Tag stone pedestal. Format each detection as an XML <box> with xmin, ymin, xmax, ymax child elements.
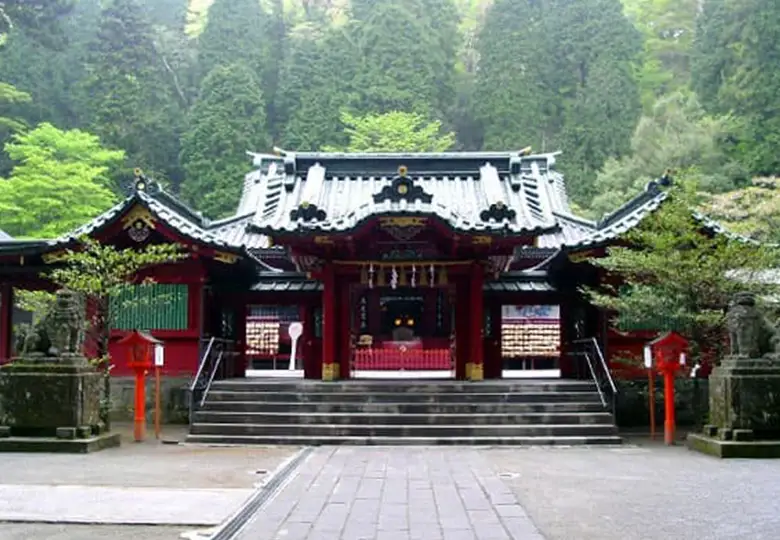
<box><xmin>709</xmin><ymin>355</ymin><xmax>780</xmax><ymax>438</ymax></box>
<box><xmin>688</xmin><ymin>355</ymin><xmax>780</xmax><ymax>458</ymax></box>
<box><xmin>0</xmin><ymin>360</ymin><xmax>120</xmax><ymax>451</ymax></box>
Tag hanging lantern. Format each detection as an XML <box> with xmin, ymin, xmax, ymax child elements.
<box><xmin>438</xmin><ymin>266</ymin><xmax>448</xmax><ymax>286</ymax></box>
<box><xmin>410</xmin><ymin>265</ymin><xmax>417</xmax><ymax>287</ymax></box>
<box><xmin>429</xmin><ymin>264</ymin><xmax>436</xmax><ymax>287</ymax></box>
<box><xmin>390</xmin><ymin>265</ymin><xmax>399</xmax><ymax>290</ymax></box>
<box><xmin>368</xmin><ymin>263</ymin><xmax>375</xmax><ymax>289</ymax></box>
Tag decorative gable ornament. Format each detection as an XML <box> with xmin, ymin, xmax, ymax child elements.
<box><xmin>480</xmin><ymin>200</ymin><xmax>516</xmax><ymax>222</ymax></box>
<box><xmin>290</xmin><ymin>200</ymin><xmax>327</xmax><ymax>222</ymax></box>
<box><xmin>373</xmin><ymin>165</ymin><xmax>433</xmax><ymax>204</ymax></box>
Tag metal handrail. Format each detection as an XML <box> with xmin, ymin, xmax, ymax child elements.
<box><xmin>190</xmin><ymin>336</ymin><xmax>216</xmax><ymax>394</ymax></box>
<box><xmin>587</xmin><ymin>337</ymin><xmax>617</xmax><ymax>395</ymax></box>
<box><xmin>581</xmin><ymin>351</ymin><xmax>606</xmax><ymax>407</ymax></box>
<box><xmin>200</xmin><ymin>349</ymin><xmax>224</xmax><ymax>408</ymax></box>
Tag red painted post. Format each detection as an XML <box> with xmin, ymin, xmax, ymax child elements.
<box><xmin>134</xmin><ymin>368</ymin><xmax>146</xmax><ymax>442</ymax></box>
<box><xmin>322</xmin><ymin>263</ymin><xmax>336</xmax><ymax>381</ymax></box>
<box><xmin>664</xmin><ymin>369</ymin><xmax>675</xmax><ymax>445</ymax></box>
<box><xmin>469</xmin><ymin>263</ymin><xmax>485</xmax><ymax>381</ymax></box>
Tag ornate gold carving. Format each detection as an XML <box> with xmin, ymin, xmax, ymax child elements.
<box><xmin>470</xmin><ymin>363</ymin><xmax>484</xmax><ymax>381</ymax></box>
<box><xmin>322</xmin><ymin>362</ymin><xmax>339</xmax><ymax>381</ymax></box>
<box><xmin>472</xmin><ymin>236</ymin><xmax>492</xmax><ymax>245</ymax></box>
<box><xmin>398</xmin><ymin>165</ymin><xmax>408</xmax><ymax>177</ymax></box>
<box><xmin>214</xmin><ymin>251</ymin><xmax>239</xmax><ymax>264</ymax></box>
<box><xmin>314</xmin><ymin>236</ymin><xmax>334</xmax><ymax>245</ymax></box>
<box><xmin>42</xmin><ymin>250</ymin><xmax>68</xmax><ymax>264</ymax></box>
<box><xmin>379</xmin><ymin>217</ymin><xmax>427</xmax><ymax>228</ymax></box>
<box><xmin>121</xmin><ymin>205</ymin><xmax>157</xmax><ymax>230</ymax></box>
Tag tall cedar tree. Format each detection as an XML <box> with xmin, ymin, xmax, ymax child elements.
<box><xmin>276</xmin><ymin>22</ymin><xmax>354</xmax><ymax>151</ymax></box>
<box><xmin>180</xmin><ymin>62</ymin><xmax>271</xmax><ymax>218</ymax></box>
<box><xmin>692</xmin><ymin>0</ymin><xmax>780</xmax><ymax>177</ymax></box>
<box><xmin>347</xmin><ymin>0</ymin><xmax>459</xmax><ymax>120</ymax></box>
<box><xmin>82</xmin><ymin>0</ymin><xmax>184</xmax><ymax>187</ymax></box>
<box><xmin>476</xmin><ymin>0</ymin><xmax>642</xmax><ymax>204</ymax></box>
<box><xmin>197</xmin><ymin>0</ymin><xmax>279</xmax><ymax>132</ymax></box>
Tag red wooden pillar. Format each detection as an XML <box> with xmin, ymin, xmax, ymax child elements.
<box><xmin>0</xmin><ymin>284</ymin><xmax>12</xmax><ymax>364</ymax></box>
<box><xmin>321</xmin><ymin>263</ymin><xmax>337</xmax><ymax>381</ymax></box>
<box><xmin>454</xmin><ymin>280</ymin><xmax>470</xmax><ymax>380</ymax></box>
<box><xmin>468</xmin><ymin>263</ymin><xmax>485</xmax><ymax>381</ymax></box>
<box><xmin>338</xmin><ymin>281</ymin><xmax>352</xmax><ymax>380</ymax></box>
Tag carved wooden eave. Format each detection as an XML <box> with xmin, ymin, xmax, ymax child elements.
<box><xmin>372</xmin><ymin>166</ymin><xmax>433</xmax><ymax>204</ymax></box>
<box><xmin>214</xmin><ymin>251</ymin><xmax>240</xmax><ymax>264</ymax></box>
<box><xmin>121</xmin><ymin>205</ymin><xmax>157</xmax><ymax>230</ymax></box>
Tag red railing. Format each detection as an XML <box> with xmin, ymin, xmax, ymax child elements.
<box><xmin>353</xmin><ymin>348</ymin><xmax>452</xmax><ymax>370</ymax></box>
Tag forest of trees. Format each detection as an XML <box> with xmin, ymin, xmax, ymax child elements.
<box><xmin>1</xmin><ymin>0</ymin><xmax>779</xmax><ymax>239</ymax></box>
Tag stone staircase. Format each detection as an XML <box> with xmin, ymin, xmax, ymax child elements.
<box><xmin>186</xmin><ymin>379</ymin><xmax>622</xmax><ymax>446</ymax></box>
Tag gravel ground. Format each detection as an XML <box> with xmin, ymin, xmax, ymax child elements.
<box><xmin>483</xmin><ymin>438</ymin><xmax>780</xmax><ymax>540</ymax></box>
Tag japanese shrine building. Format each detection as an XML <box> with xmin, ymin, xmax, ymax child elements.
<box><xmin>0</xmin><ymin>150</ymin><xmax>670</xmax><ymax>381</ymax></box>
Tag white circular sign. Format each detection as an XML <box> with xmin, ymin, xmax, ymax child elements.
<box><xmin>288</xmin><ymin>322</ymin><xmax>303</xmax><ymax>340</ymax></box>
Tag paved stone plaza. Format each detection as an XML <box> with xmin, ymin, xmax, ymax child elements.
<box><xmin>2</xmin><ymin>438</ymin><xmax>780</xmax><ymax>539</ymax></box>
<box><xmin>235</xmin><ymin>447</ymin><xmax>543</xmax><ymax>540</ymax></box>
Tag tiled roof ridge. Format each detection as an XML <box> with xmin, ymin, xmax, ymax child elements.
<box><xmin>597</xmin><ymin>181</ymin><xmax>667</xmax><ymax>229</ymax></box>
<box><xmin>552</xmin><ymin>211</ymin><xmax>598</xmax><ymax>229</ymax></box>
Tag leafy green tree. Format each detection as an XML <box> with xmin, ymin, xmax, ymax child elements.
<box><xmin>703</xmin><ymin>178</ymin><xmax>780</xmax><ymax>244</ymax></box>
<box><xmin>276</xmin><ymin>22</ymin><xmax>354</xmax><ymax>150</ymax></box>
<box><xmin>347</xmin><ymin>0</ymin><xmax>459</xmax><ymax>120</ymax></box>
<box><xmin>0</xmin><ymin>123</ymin><xmax>123</xmax><ymax>238</ymax></box>
<box><xmin>82</xmin><ymin>0</ymin><xmax>184</xmax><ymax>187</ymax></box>
<box><xmin>0</xmin><ymin>0</ymin><xmax>73</xmax><ymax>47</ymax></box>
<box><xmin>0</xmin><ymin>81</ymin><xmax>30</xmax><ymax>139</ymax></box>
<box><xmin>180</xmin><ymin>63</ymin><xmax>271</xmax><ymax>218</ymax></box>
<box><xmin>476</xmin><ymin>0</ymin><xmax>642</xmax><ymax>203</ymax></box>
<box><xmin>588</xmin><ymin>91</ymin><xmax>747</xmax><ymax>218</ymax></box>
<box><xmin>48</xmin><ymin>237</ymin><xmax>186</xmax><ymax>428</ymax></box>
<box><xmin>621</xmin><ymin>0</ymin><xmax>700</xmax><ymax>109</ymax></box>
<box><xmin>584</xmin><ymin>179</ymin><xmax>778</xmax><ymax>358</ymax></box>
<box><xmin>692</xmin><ymin>0</ymin><xmax>780</xmax><ymax>177</ymax></box>
<box><xmin>326</xmin><ymin>111</ymin><xmax>455</xmax><ymax>153</ymax></box>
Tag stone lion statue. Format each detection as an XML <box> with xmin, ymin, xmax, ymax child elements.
<box><xmin>21</xmin><ymin>289</ymin><xmax>85</xmax><ymax>359</ymax></box>
<box><xmin>726</xmin><ymin>292</ymin><xmax>779</xmax><ymax>358</ymax></box>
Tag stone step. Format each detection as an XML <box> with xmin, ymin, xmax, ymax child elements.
<box><xmin>192</xmin><ymin>411</ymin><xmax>614</xmax><ymax>425</ymax></box>
<box><xmin>205</xmin><ymin>391</ymin><xmax>603</xmax><ymax>404</ymax></box>
<box><xmin>189</xmin><ymin>422</ymin><xmax>618</xmax><ymax>438</ymax></box>
<box><xmin>199</xmin><ymin>401</ymin><xmax>607</xmax><ymax>415</ymax></box>
<box><xmin>210</xmin><ymin>380</ymin><xmax>596</xmax><ymax>394</ymax></box>
<box><xmin>185</xmin><ymin>434</ymin><xmax>624</xmax><ymax>446</ymax></box>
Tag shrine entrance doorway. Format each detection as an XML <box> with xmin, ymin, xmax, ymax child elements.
<box><xmin>350</xmin><ymin>285</ymin><xmax>455</xmax><ymax>379</ymax></box>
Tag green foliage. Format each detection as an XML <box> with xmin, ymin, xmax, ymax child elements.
<box><xmin>692</xmin><ymin>0</ymin><xmax>780</xmax><ymax>177</ymax></box>
<box><xmin>48</xmin><ymin>237</ymin><xmax>187</xmax><ymax>355</ymax></box>
<box><xmin>621</xmin><ymin>0</ymin><xmax>700</xmax><ymax>109</ymax></box>
<box><xmin>584</xmin><ymin>179</ymin><xmax>779</xmax><ymax>355</ymax></box>
<box><xmin>589</xmin><ymin>91</ymin><xmax>748</xmax><ymax>218</ymax></box>
<box><xmin>326</xmin><ymin>111</ymin><xmax>456</xmax><ymax>153</ymax></box>
<box><xmin>180</xmin><ymin>62</ymin><xmax>271</xmax><ymax>218</ymax></box>
<box><xmin>276</xmin><ymin>23</ymin><xmax>353</xmax><ymax>150</ymax></box>
<box><xmin>0</xmin><ymin>123</ymin><xmax>123</xmax><ymax>238</ymax></box>
<box><xmin>0</xmin><ymin>0</ymin><xmax>73</xmax><ymax>48</ymax></box>
<box><xmin>702</xmin><ymin>178</ymin><xmax>780</xmax><ymax>244</ymax></box>
<box><xmin>0</xmin><ymin>81</ymin><xmax>30</xmax><ymax>135</ymax></box>
<box><xmin>81</xmin><ymin>0</ymin><xmax>184</xmax><ymax>186</ymax></box>
<box><xmin>476</xmin><ymin>0</ymin><xmax>642</xmax><ymax>203</ymax></box>
<box><xmin>346</xmin><ymin>0</ymin><xmax>459</xmax><ymax>120</ymax></box>
<box><xmin>13</xmin><ymin>290</ymin><xmax>54</xmax><ymax>324</ymax></box>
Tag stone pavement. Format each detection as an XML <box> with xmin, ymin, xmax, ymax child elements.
<box><xmin>0</xmin><ymin>424</ymin><xmax>298</xmax><ymax>529</ymax></box>
<box><xmin>484</xmin><ymin>440</ymin><xmax>780</xmax><ymax>540</ymax></box>
<box><xmin>234</xmin><ymin>447</ymin><xmax>544</xmax><ymax>540</ymax></box>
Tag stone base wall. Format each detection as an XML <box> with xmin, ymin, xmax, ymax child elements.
<box><xmin>109</xmin><ymin>375</ymin><xmax>192</xmax><ymax>425</ymax></box>
<box><xmin>615</xmin><ymin>378</ymin><xmax>709</xmax><ymax>429</ymax></box>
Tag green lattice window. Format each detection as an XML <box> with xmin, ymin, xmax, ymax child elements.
<box><xmin>110</xmin><ymin>284</ymin><xmax>189</xmax><ymax>331</ymax></box>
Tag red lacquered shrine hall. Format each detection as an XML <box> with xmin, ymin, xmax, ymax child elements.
<box><xmin>0</xmin><ymin>150</ymin><xmax>672</xmax><ymax>381</ymax></box>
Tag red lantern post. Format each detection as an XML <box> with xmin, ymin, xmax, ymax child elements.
<box><xmin>117</xmin><ymin>331</ymin><xmax>162</xmax><ymax>442</ymax></box>
<box><xmin>648</xmin><ymin>331</ymin><xmax>689</xmax><ymax>446</ymax></box>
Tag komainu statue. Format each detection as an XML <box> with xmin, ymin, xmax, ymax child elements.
<box><xmin>21</xmin><ymin>289</ymin><xmax>85</xmax><ymax>359</ymax></box>
<box><xmin>725</xmin><ymin>292</ymin><xmax>779</xmax><ymax>358</ymax></box>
